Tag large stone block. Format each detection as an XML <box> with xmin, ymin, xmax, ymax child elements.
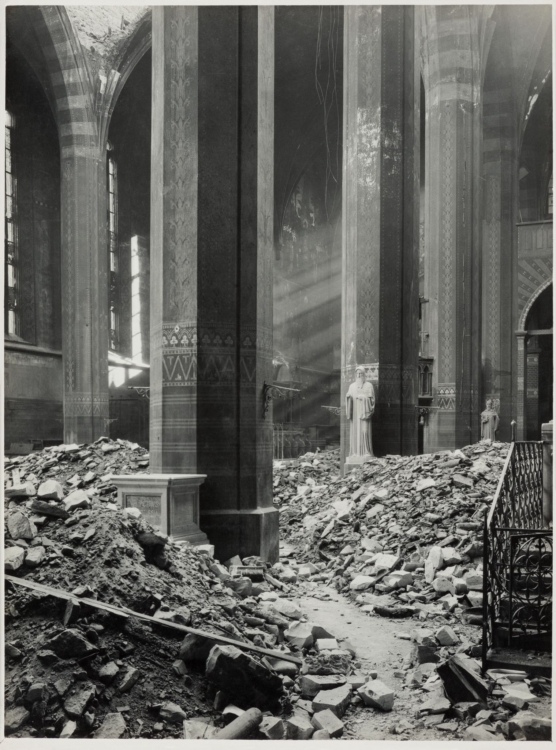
<box><xmin>357</xmin><ymin>679</ymin><xmax>395</xmax><ymax>711</ymax></box>
<box><xmin>312</xmin><ymin>683</ymin><xmax>352</xmax><ymax>718</ymax></box>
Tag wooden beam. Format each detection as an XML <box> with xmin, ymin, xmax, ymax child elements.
<box><xmin>5</xmin><ymin>575</ymin><xmax>302</xmax><ymax>665</ymax></box>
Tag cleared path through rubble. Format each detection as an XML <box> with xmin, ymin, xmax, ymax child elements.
<box><xmin>298</xmin><ymin>585</ymin><xmax>445</xmax><ymax>741</ymax></box>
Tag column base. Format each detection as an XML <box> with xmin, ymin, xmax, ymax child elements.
<box><xmin>200</xmin><ymin>507</ymin><xmax>279</xmax><ymax>564</ymax></box>
<box><xmin>344</xmin><ymin>454</ymin><xmax>374</xmax><ymax>472</ymax></box>
<box><xmin>112</xmin><ymin>474</ymin><xmax>208</xmax><ymax>545</ymax></box>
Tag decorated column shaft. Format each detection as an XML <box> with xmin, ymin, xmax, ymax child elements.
<box><xmin>341</xmin><ymin>5</ymin><xmax>420</xmax><ymax>465</ymax></box>
<box><xmin>150</xmin><ymin>7</ymin><xmax>277</xmax><ymax>561</ymax></box>
<box><xmin>421</xmin><ymin>6</ymin><xmax>484</xmax><ymax>451</ymax></box>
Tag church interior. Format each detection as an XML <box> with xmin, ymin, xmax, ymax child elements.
<box><xmin>3</xmin><ymin>5</ymin><xmax>554</xmax><ymax>741</ymax></box>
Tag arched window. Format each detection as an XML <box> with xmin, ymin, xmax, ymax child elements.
<box><xmin>107</xmin><ymin>142</ymin><xmax>119</xmax><ymax>351</ymax></box>
<box><xmin>5</xmin><ymin>110</ymin><xmax>19</xmax><ymax>336</ymax></box>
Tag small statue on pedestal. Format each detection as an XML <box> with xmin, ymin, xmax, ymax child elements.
<box><xmin>346</xmin><ymin>366</ymin><xmax>375</xmax><ymax>461</ymax></box>
<box><xmin>480</xmin><ymin>399</ymin><xmax>499</xmax><ymax>441</ymax></box>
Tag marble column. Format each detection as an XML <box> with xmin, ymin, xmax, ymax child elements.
<box><xmin>150</xmin><ymin>7</ymin><xmax>277</xmax><ymax>561</ymax></box>
<box><xmin>341</xmin><ymin>6</ymin><xmax>420</xmax><ymax>465</ymax></box>
<box><xmin>61</xmin><ymin>147</ymin><xmax>109</xmax><ymax>444</ymax></box>
<box><xmin>421</xmin><ymin>7</ymin><xmax>483</xmax><ymax>451</ymax></box>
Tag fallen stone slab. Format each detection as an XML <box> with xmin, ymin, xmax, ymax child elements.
<box><xmin>117</xmin><ymin>665</ymin><xmax>140</xmax><ymax>693</ymax></box>
<box><xmin>350</xmin><ymin>575</ymin><xmax>376</xmax><ymax>591</ymax></box>
<box><xmin>5</xmin><ymin>482</ymin><xmax>36</xmax><ymax>498</ymax></box>
<box><xmin>271</xmin><ymin>598</ymin><xmax>302</xmax><ymax>619</ymax></box>
<box><xmin>25</xmin><ymin>545</ymin><xmax>45</xmax><ymax>568</ymax></box>
<box><xmin>98</xmin><ymin>661</ymin><xmax>120</xmax><ymax>685</ymax></box>
<box><xmin>311</xmin><ymin>709</ymin><xmax>344</xmax><ymax>738</ymax></box>
<box><xmin>358</xmin><ymin>679</ymin><xmax>395</xmax><ymax>711</ymax></box>
<box><xmin>183</xmin><ymin>718</ymin><xmax>217</xmax><ymax>739</ymax></box>
<box><xmin>5</xmin><ymin>705</ymin><xmax>30</xmax><ymax>734</ymax></box>
<box><xmin>64</xmin><ymin>683</ymin><xmax>96</xmax><ymax>718</ymax></box>
<box><xmin>315</xmin><ymin>638</ymin><xmax>338</xmax><ymax>652</ymax></box>
<box><xmin>159</xmin><ymin>702</ymin><xmax>188</xmax><ymax>724</ymax></box>
<box><xmin>44</xmin><ymin>628</ymin><xmax>97</xmax><ymax>659</ymax></box>
<box><xmin>312</xmin><ymin>683</ymin><xmax>352</xmax><ymax>718</ymax></box>
<box><xmin>437</xmin><ymin>655</ymin><xmax>489</xmax><ymax>704</ymax></box>
<box><xmin>285</xmin><ymin>621</ymin><xmax>314</xmax><ymax>649</ymax></box>
<box><xmin>312</xmin><ymin>729</ymin><xmax>331</xmax><ymax>739</ymax></box>
<box><xmin>286</xmin><ymin>713</ymin><xmax>315</xmax><ymax>740</ymax></box>
<box><xmin>264</xmin><ymin>657</ymin><xmax>299</xmax><ymax>677</ymax></box>
<box><xmin>29</xmin><ymin>500</ymin><xmax>69</xmax><ymax>519</ymax></box>
<box><xmin>7</xmin><ymin>511</ymin><xmax>37</xmax><ymax>540</ymax></box>
<box><xmin>300</xmin><ymin>674</ymin><xmax>346</xmax><ymax>699</ymax></box>
<box><xmin>436</xmin><ymin>625</ymin><xmax>459</xmax><ymax>646</ymax></box>
<box><xmin>64</xmin><ymin>489</ymin><xmax>91</xmax><ymax>511</ymax></box>
<box><xmin>205</xmin><ymin>644</ymin><xmax>282</xmax><ymax>710</ymax></box>
<box><xmin>60</xmin><ymin>720</ymin><xmax>77</xmax><ymax>739</ymax></box>
<box><xmin>464</xmin><ymin>725</ymin><xmax>500</xmax><ymax>741</ymax></box>
<box><xmin>507</xmin><ymin>711</ymin><xmax>552</xmax><ymax>741</ymax></box>
<box><xmin>5</xmin><ymin>546</ymin><xmax>26</xmax><ymax>571</ymax></box>
<box><xmin>418</xmin><ymin>693</ymin><xmax>451</xmax><ymax>715</ymax></box>
<box><xmin>37</xmin><ymin>479</ymin><xmax>64</xmax><ymax>500</ymax></box>
<box><xmin>93</xmin><ymin>713</ymin><xmax>127</xmax><ymax>739</ymax></box>
<box><xmin>259</xmin><ymin>715</ymin><xmax>286</xmax><ymax>740</ymax></box>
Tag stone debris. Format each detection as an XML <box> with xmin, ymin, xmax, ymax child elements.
<box><xmin>3</xmin><ymin>439</ymin><xmax>552</xmax><ymax>741</ymax></box>
<box><xmin>311</xmin><ymin>708</ymin><xmax>345</xmax><ymax>737</ymax></box>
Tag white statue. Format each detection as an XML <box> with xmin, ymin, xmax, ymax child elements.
<box><xmin>346</xmin><ymin>366</ymin><xmax>375</xmax><ymax>459</ymax></box>
<box><xmin>481</xmin><ymin>399</ymin><xmax>499</xmax><ymax>441</ymax></box>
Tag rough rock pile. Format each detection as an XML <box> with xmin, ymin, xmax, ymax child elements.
<box><xmin>3</xmin><ymin>438</ymin><xmax>363</xmax><ymax>740</ymax></box>
<box><xmin>272</xmin><ymin>441</ymin><xmax>510</xmax><ymax>625</ymax></box>
<box><xmin>271</xmin><ymin>442</ymin><xmax>552</xmax><ymax>740</ymax></box>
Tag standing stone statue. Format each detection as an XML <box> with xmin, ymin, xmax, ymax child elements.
<box><xmin>480</xmin><ymin>399</ymin><xmax>499</xmax><ymax>441</ymax></box>
<box><xmin>346</xmin><ymin>366</ymin><xmax>375</xmax><ymax>461</ymax></box>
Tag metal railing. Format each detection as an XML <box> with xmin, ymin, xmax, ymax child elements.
<box><xmin>483</xmin><ymin>441</ymin><xmax>552</xmax><ymax>668</ymax></box>
<box><xmin>273</xmin><ymin>424</ymin><xmax>312</xmax><ymax>459</ymax></box>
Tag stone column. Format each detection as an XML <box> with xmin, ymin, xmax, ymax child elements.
<box><xmin>421</xmin><ymin>7</ymin><xmax>483</xmax><ymax>451</ymax></box>
<box><xmin>150</xmin><ymin>7</ymin><xmax>277</xmax><ymax>561</ymax></box>
<box><xmin>526</xmin><ymin>342</ymin><xmax>541</xmax><ymax>438</ymax></box>
<box><xmin>515</xmin><ymin>330</ymin><xmax>528</xmax><ymax>440</ymax></box>
<box><xmin>61</xmin><ymin>147</ymin><xmax>109</xmax><ymax>444</ymax></box>
<box><xmin>341</xmin><ymin>6</ymin><xmax>420</xmax><ymax>466</ymax></box>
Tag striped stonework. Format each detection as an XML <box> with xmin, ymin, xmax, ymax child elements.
<box><xmin>32</xmin><ymin>8</ymin><xmax>109</xmax><ymax>443</ymax></box>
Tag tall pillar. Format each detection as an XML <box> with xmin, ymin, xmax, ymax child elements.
<box><xmin>60</xmin><ymin>142</ymin><xmax>109</xmax><ymax>444</ymax></box>
<box><xmin>515</xmin><ymin>330</ymin><xmax>528</xmax><ymax>440</ymax></box>
<box><xmin>150</xmin><ymin>7</ymin><xmax>277</xmax><ymax>561</ymax></box>
<box><xmin>341</xmin><ymin>6</ymin><xmax>420</xmax><ymax>465</ymax></box>
<box><xmin>421</xmin><ymin>7</ymin><xmax>483</xmax><ymax>451</ymax></box>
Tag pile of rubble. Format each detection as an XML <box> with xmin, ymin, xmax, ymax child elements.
<box><xmin>273</xmin><ymin>441</ymin><xmax>510</xmax><ymax>626</ymax></box>
<box><xmin>270</xmin><ymin>442</ymin><xmax>552</xmax><ymax>740</ymax></box>
<box><xmin>3</xmin><ymin>438</ymin><xmax>375</xmax><ymax>740</ymax></box>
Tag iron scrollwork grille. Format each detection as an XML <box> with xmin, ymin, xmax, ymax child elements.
<box><xmin>483</xmin><ymin>441</ymin><xmax>552</xmax><ymax>669</ymax></box>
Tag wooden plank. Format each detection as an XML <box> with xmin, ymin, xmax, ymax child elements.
<box><xmin>5</xmin><ymin>575</ymin><xmax>302</xmax><ymax>665</ymax></box>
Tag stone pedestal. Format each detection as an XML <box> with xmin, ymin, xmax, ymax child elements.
<box><xmin>112</xmin><ymin>474</ymin><xmax>208</xmax><ymax>544</ymax></box>
<box><xmin>150</xmin><ymin>7</ymin><xmax>278</xmax><ymax>562</ymax></box>
<box><xmin>340</xmin><ymin>6</ymin><xmax>419</xmax><ymax>466</ymax></box>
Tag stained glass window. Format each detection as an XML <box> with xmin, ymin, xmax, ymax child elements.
<box><xmin>5</xmin><ymin>110</ymin><xmax>19</xmax><ymax>336</ymax></box>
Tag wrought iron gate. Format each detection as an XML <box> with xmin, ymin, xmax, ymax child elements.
<box><xmin>483</xmin><ymin>441</ymin><xmax>552</xmax><ymax>668</ymax></box>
